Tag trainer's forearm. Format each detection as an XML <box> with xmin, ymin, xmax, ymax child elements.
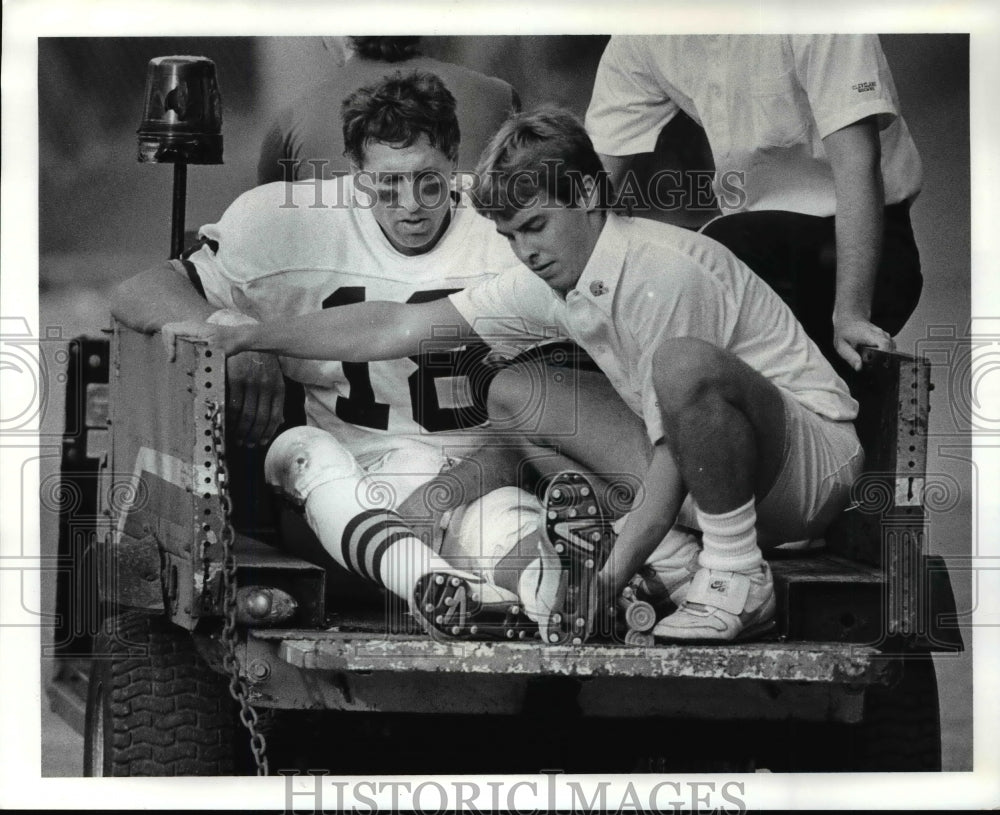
<box><xmin>239</xmin><ymin>300</ymin><xmax>470</xmax><ymax>362</ymax></box>
<box><xmin>603</xmin><ymin>443</ymin><xmax>685</xmax><ymax>595</ymax></box>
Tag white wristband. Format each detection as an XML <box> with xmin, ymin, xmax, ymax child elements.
<box><xmin>205</xmin><ymin>308</ymin><xmax>259</xmax><ymax>327</ymax></box>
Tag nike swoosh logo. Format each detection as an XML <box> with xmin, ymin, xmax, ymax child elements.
<box><xmin>552</xmin><ymin>522</ymin><xmax>596</xmax><ymax>553</ymax></box>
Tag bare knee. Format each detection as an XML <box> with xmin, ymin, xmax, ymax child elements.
<box><xmin>652</xmin><ymin>338</ymin><xmax>732</xmax><ymax>420</ymax></box>
<box><xmin>486</xmin><ymin>362</ymin><xmax>548</xmax><ymax>433</ymax></box>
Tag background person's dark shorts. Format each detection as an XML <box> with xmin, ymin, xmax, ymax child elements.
<box><xmin>701</xmin><ymin>201</ymin><xmax>922</xmax><ymax>389</ymax></box>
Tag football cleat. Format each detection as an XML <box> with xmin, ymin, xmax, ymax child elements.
<box><xmin>538</xmin><ymin>471</ymin><xmax>616</xmax><ymax>645</ymax></box>
<box><xmin>618</xmin><ymin>585</ymin><xmax>659</xmax><ymax>633</ymax></box>
<box><xmin>411</xmin><ymin>569</ymin><xmax>535</xmax><ymax>642</ymax></box>
<box><xmin>623</xmin><ymin>629</ymin><xmax>655</xmax><ymax>647</ymax></box>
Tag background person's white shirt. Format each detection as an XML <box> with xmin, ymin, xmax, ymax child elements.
<box><xmin>585</xmin><ymin>34</ymin><xmax>923</xmax><ymax>216</ymax></box>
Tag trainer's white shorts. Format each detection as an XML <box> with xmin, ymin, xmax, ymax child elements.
<box><xmin>669</xmin><ymin>390</ymin><xmax>863</xmax><ymax>543</ymax></box>
<box><xmin>751</xmin><ymin>389</ymin><xmax>863</xmax><ymax>542</ymax></box>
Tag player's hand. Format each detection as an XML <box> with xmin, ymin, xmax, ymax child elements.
<box><xmin>225</xmin><ymin>350</ymin><xmax>285</xmax><ymax>447</ymax></box>
<box><xmin>832</xmin><ymin>314</ymin><xmax>894</xmax><ymax>371</ymax></box>
<box><xmin>160</xmin><ymin>321</ymin><xmax>282</xmax><ymax>446</ymax></box>
<box><xmin>160</xmin><ymin>320</ymin><xmax>248</xmax><ymax>361</ymax></box>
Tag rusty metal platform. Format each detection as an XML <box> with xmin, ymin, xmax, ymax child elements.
<box><xmin>240</xmin><ymin>629</ymin><xmax>893</xmax><ymax>722</ymax></box>
<box><xmin>254</xmin><ymin>628</ymin><xmax>888</xmax><ymax>685</ymax></box>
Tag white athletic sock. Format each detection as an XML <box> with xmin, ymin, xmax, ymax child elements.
<box><xmin>695</xmin><ymin>498</ymin><xmax>763</xmax><ymax>573</ymax></box>
<box><xmin>378</xmin><ymin>538</ymin><xmax>455</xmax><ymax>601</ymax></box>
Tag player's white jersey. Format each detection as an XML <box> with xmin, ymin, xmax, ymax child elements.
<box><xmin>186</xmin><ymin>177</ymin><xmax>525</xmax><ymax>459</ymax></box>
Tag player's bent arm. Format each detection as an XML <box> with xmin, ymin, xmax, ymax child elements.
<box><xmin>227</xmin><ymin>297</ymin><xmax>475</xmax><ymax>362</ymax></box>
<box><xmin>823</xmin><ymin>116</ymin><xmax>893</xmax><ymax>368</ymax></box>
<box><xmin>111</xmin><ymin>260</ymin><xmax>217</xmax><ymax>333</ymax></box>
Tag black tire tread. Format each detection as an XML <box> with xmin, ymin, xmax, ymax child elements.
<box><xmin>859</xmin><ymin>656</ymin><xmax>942</xmax><ymax>771</ymax></box>
<box><xmin>89</xmin><ymin>611</ymin><xmax>235</xmax><ymax>776</ymax></box>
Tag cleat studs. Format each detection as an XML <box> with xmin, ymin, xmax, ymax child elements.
<box><xmin>469</xmin><ymin>625</ymin><xmax>479</xmax><ymax>635</ymax></box>
<box><xmin>443</xmin><ymin>597</ymin><xmax>453</xmax><ymax>606</ymax></box>
<box><xmin>587</xmin><ymin>506</ymin><xmax>597</xmax><ymax>515</ymax></box>
<box><xmin>581</xmin><ymin>487</ymin><xmax>590</xmax><ymax>497</ymax></box>
<box><xmin>506</xmin><ymin>630</ymin><xmax>515</xmax><ymax>639</ymax></box>
<box><xmin>622</xmin><ymin>586</ymin><xmax>634</xmax><ymax>600</ymax></box>
<box><xmin>548</xmin><ymin>511</ymin><xmax>557</xmax><ymax>520</ymax></box>
<box><xmin>510</xmin><ymin>605</ymin><xmax>521</xmax><ymax>615</ymax></box>
<box><xmin>551</xmin><ymin>613</ymin><xmax>562</xmax><ymax>624</ymax></box>
<box><xmin>585</xmin><ymin>558</ymin><xmax>595</xmax><ymax>569</ymax></box>
<box><xmin>549</xmin><ymin>633</ymin><xmax>561</xmax><ymax>643</ymax></box>
<box><xmin>435</xmin><ymin>574</ymin><xmax>445</xmax><ymax>585</ymax></box>
<box><xmin>552</xmin><ymin>489</ymin><xmax>562</xmax><ymax>499</ymax></box>
<box><xmin>471</xmin><ymin>593</ymin><xmax>479</xmax><ymax>603</ymax></box>
<box><xmin>590</xmin><ymin>532</ymin><xmax>601</xmax><ymax>543</ymax></box>
<box><xmin>451</xmin><ymin>626</ymin><xmax>461</xmax><ymax>636</ymax></box>
<box><xmin>575</xmin><ymin>617</ymin><xmax>585</xmax><ymax>628</ymax></box>
<box><xmin>554</xmin><ymin>543</ymin><xmax>565</xmax><ymax>554</ymax></box>
<box><xmin>569</xmin><ymin>509</ymin><xmax>578</xmax><ymax>518</ymax></box>
<box><xmin>518</xmin><ymin>630</ymin><xmax>528</xmax><ymax>640</ymax></box>
<box><xmin>450</xmin><ymin>577</ymin><xmax>461</xmax><ymax>587</ymax></box>
<box><xmin>424</xmin><ymin>603</ymin><xmax>435</xmax><ymax>613</ymax></box>
<box><xmin>572</xmin><ymin>637</ymin><xmax>582</xmax><ymax>645</ymax></box>
<box><xmin>435</xmin><ymin>615</ymin><xmax>444</xmax><ymax>624</ymax></box>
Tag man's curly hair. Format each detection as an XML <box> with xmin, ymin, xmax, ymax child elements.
<box><xmin>342</xmin><ymin>71</ymin><xmax>460</xmax><ymax>167</ymax></box>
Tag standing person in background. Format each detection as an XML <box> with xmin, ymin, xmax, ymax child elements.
<box><xmin>585</xmin><ymin>35</ymin><xmax>923</xmax><ymax>379</ymax></box>
<box><xmin>258</xmin><ymin>36</ymin><xmax>520</xmax><ymax>183</ymax></box>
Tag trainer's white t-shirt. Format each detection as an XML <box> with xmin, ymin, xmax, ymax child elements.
<box><xmin>585</xmin><ymin>35</ymin><xmax>923</xmax><ymax>216</ymax></box>
<box><xmin>186</xmin><ymin>177</ymin><xmax>524</xmax><ymax>460</ymax></box>
<box><xmin>450</xmin><ymin>214</ymin><xmax>857</xmax><ymax>444</ymax></box>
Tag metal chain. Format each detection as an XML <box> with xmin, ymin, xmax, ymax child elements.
<box><xmin>207</xmin><ymin>399</ymin><xmax>269</xmax><ymax>776</ymax></box>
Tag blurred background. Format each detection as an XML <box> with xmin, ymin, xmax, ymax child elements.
<box><xmin>36</xmin><ymin>34</ymin><xmax>972</xmax><ymax>773</ymax></box>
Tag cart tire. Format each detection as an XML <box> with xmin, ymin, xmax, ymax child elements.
<box><xmin>83</xmin><ymin>611</ymin><xmax>236</xmax><ymax>776</ymax></box>
<box><xmin>859</xmin><ymin>656</ymin><xmax>942</xmax><ymax>771</ymax></box>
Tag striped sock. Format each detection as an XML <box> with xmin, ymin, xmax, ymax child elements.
<box><xmin>340</xmin><ymin>509</ymin><xmax>453</xmax><ymax>599</ymax></box>
<box><xmin>305</xmin><ymin>479</ymin><xmax>454</xmax><ymax>601</ymax></box>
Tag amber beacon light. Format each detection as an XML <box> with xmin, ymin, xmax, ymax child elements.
<box><xmin>137</xmin><ymin>55</ymin><xmax>224</xmax><ymax>259</ymax></box>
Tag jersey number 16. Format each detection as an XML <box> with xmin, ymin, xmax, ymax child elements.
<box><xmin>322</xmin><ymin>287</ymin><xmax>493</xmax><ymax>433</ymax></box>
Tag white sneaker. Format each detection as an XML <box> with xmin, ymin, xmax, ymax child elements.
<box><xmin>652</xmin><ymin>562</ymin><xmax>776</xmax><ymax>642</ymax></box>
